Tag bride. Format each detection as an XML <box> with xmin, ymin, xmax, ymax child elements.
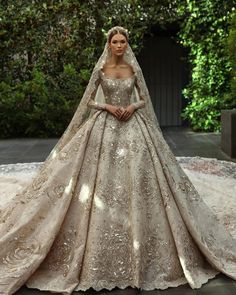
<box><xmin>0</xmin><ymin>26</ymin><xmax>236</xmax><ymax>295</ymax></box>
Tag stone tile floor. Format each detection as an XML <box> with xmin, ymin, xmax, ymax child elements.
<box><xmin>0</xmin><ymin>126</ymin><xmax>235</xmax><ymax>295</ymax></box>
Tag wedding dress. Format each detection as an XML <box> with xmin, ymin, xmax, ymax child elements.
<box><xmin>0</xmin><ymin>26</ymin><xmax>236</xmax><ymax>295</ymax></box>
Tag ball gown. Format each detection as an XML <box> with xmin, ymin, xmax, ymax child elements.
<box><xmin>0</xmin><ymin>69</ymin><xmax>236</xmax><ymax>295</ymax></box>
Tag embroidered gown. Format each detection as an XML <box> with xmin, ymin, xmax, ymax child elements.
<box><xmin>0</xmin><ymin>69</ymin><xmax>236</xmax><ymax>295</ymax></box>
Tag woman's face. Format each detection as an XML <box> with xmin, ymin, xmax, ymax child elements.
<box><xmin>109</xmin><ymin>33</ymin><xmax>128</xmax><ymax>57</ymax></box>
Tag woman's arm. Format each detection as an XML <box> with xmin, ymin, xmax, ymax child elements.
<box><xmin>86</xmin><ymin>72</ymin><xmax>123</xmax><ymax>120</ymax></box>
<box><xmin>87</xmin><ymin>74</ymin><xmax>107</xmax><ymax>110</ymax></box>
<box><xmin>119</xmin><ymin>77</ymin><xmax>146</xmax><ymax>121</ymax></box>
<box><xmin>130</xmin><ymin>78</ymin><xmax>146</xmax><ymax>110</ymax></box>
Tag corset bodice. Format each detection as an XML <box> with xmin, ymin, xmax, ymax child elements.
<box><xmin>100</xmin><ymin>70</ymin><xmax>136</xmax><ymax>107</ymax></box>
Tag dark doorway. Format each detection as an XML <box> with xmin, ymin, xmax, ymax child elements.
<box><xmin>137</xmin><ymin>30</ymin><xmax>189</xmax><ymax>127</ymax></box>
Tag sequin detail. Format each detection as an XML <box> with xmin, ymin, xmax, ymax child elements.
<box><xmin>87</xmin><ymin>69</ymin><xmax>145</xmax><ymax>111</ymax></box>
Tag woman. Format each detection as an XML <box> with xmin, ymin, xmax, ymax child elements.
<box><xmin>0</xmin><ymin>26</ymin><xmax>236</xmax><ymax>295</ymax></box>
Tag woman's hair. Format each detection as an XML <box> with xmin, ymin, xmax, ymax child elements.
<box><xmin>107</xmin><ymin>26</ymin><xmax>129</xmax><ymax>43</ymax></box>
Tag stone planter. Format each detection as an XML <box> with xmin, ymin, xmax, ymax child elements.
<box><xmin>221</xmin><ymin>109</ymin><xmax>236</xmax><ymax>158</ymax></box>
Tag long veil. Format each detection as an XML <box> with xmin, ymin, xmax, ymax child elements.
<box><xmin>45</xmin><ymin>26</ymin><xmax>236</xmax><ymax>281</ymax></box>
<box><xmin>1</xmin><ymin>26</ymin><xmax>236</xmax><ymax>295</ymax></box>
<box><xmin>42</xmin><ymin>26</ymin><xmax>162</xmax><ymax>168</ymax></box>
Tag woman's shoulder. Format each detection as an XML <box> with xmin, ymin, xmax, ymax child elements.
<box><xmin>122</xmin><ymin>63</ymin><xmax>135</xmax><ymax>74</ymax></box>
<box><xmin>119</xmin><ymin>62</ymin><xmax>135</xmax><ymax>76</ymax></box>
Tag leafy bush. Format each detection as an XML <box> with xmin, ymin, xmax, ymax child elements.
<box><xmin>3</xmin><ymin>0</ymin><xmax>234</xmax><ymax>134</ymax></box>
<box><xmin>0</xmin><ymin>0</ymin><xmax>181</xmax><ymax>138</ymax></box>
<box><xmin>177</xmin><ymin>1</ymin><xmax>236</xmax><ymax>131</ymax></box>
<box><xmin>226</xmin><ymin>11</ymin><xmax>236</xmax><ymax>109</ymax></box>
<box><xmin>0</xmin><ymin>66</ymin><xmax>79</xmax><ymax>137</ymax></box>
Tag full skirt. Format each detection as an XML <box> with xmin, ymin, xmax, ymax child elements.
<box><xmin>0</xmin><ymin>110</ymin><xmax>236</xmax><ymax>294</ymax></box>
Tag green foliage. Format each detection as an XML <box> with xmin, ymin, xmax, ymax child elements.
<box><xmin>177</xmin><ymin>0</ymin><xmax>236</xmax><ymax>132</ymax></box>
<box><xmin>0</xmin><ymin>66</ymin><xmax>79</xmax><ymax>137</ymax></box>
<box><xmin>0</xmin><ymin>0</ymin><xmax>105</xmax><ymax>137</ymax></box>
<box><xmin>4</xmin><ymin>0</ymin><xmax>235</xmax><ymax>134</ymax></box>
<box><xmin>226</xmin><ymin>11</ymin><xmax>236</xmax><ymax>108</ymax></box>
<box><xmin>0</xmin><ymin>0</ymin><xmax>180</xmax><ymax>138</ymax></box>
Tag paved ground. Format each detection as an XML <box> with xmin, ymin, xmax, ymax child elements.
<box><xmin>0</xmin><ymin>126</ymin><xmax>235</xmax><ymax>165</ymax></box>
<box><xmin>0</xmin><ymin>126</ymin><xmax>235</xmax><ymax>295</ymax></box>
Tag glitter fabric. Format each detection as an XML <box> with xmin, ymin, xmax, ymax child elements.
<box><xmin>0</xmin><ymin>73</ymin><xmax>236</xmax><ymax>295</ymax></box>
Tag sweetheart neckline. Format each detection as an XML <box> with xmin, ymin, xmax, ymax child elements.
<box><xmin>100</xmin><ymin>70</ymin><xmax>136</xmax><ymax>81</ymax></box>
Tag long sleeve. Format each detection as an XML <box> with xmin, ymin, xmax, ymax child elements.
<box><xmin>87</xmin><ymin>74</ymin><xmax>107</xmax><ymax>110</ymax></box>
<box><xmin>131</xmin><ymin>78</ymin><xmax>146</xmax><ymax>110</ymax></box>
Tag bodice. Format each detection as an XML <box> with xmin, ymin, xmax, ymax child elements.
<box><xmin>100</xmin><ymin>70</ymin><xmax>136</xmax><ymax>107</ymax></box>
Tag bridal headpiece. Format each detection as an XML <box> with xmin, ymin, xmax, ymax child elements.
<box><xmin>106</xmin><ymin>26</ymin><xmax>129</xmax><ymax>41</ymax></box>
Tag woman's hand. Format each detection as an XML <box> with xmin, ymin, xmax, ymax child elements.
<box><xmin>105</xmin><ymin>104</ymin><xmax>124</xmax><ymax>120</ymax></box>
<box><xmin>105</xmin><ymin>104</ymin><xmax>136</xmax><ymax>121</ymax></box>
<box><xmin>119</xmin><ymin>105</ymin><xmax>136</xmax><ymax>121</ymax></box>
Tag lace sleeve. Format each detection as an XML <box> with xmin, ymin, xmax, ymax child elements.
<box><xmin>87</xmin><ymin>73</ymin><xmax>107</xmax><ymax>110</ymax></box>
<box><xmin>131</xmin><ymin>77</ymin><xmax>146</xmax><ymax>110</ymax></box>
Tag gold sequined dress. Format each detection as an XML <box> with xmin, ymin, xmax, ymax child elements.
<box><xmin>1</xmin><ymin>69</ymin><xmax>236</xmax><ymax>295</ymax></box>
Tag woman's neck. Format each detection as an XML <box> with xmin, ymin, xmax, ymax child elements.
<box><xmin>109</xmin><ymin>54</ymin><xmax>125</xmax><ymax>66</ymax></box>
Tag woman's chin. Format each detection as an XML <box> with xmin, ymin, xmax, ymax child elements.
<box><xmin>115</xmin><ymin>52</ymin><xmax>124</xmax><ymax>56</ymax></box>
